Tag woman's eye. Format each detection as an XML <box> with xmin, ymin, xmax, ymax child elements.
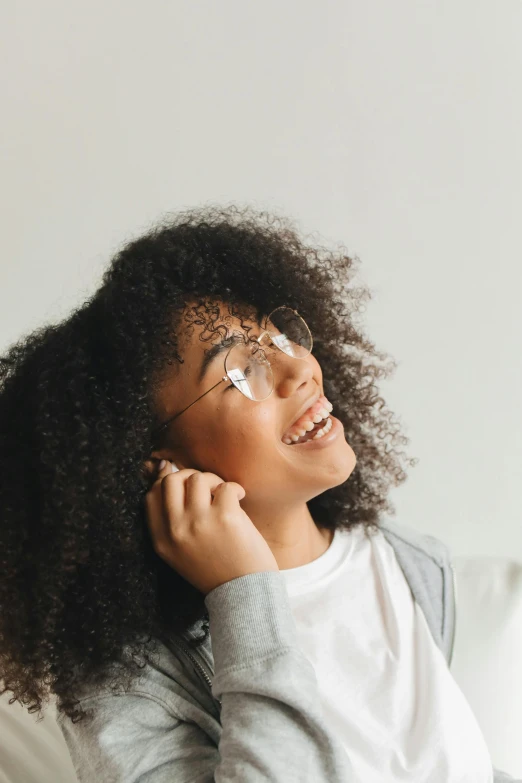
<box><xmin>224</xmin><ymin>363</ymin><xmax>252</xmax><ymax>392</ymax></box>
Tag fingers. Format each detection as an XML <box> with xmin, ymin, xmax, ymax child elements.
<box><xmin>144</xmin><ymin>461</ymin><xmax>216</xmax><ymax>543</ymax></box>
<box><xmin>211</xmin><ymin>481</ymin><xmax>246</xmax><ymax>508</ymax></box>
<box><xmin>163</xmin><ymin>469</ymin><xmax>228</xmax><ymax>521</ymax></box>
<box><xmin>144</xmin><ymin>461</ymin><xmax>245</xmax><ymax>540</ymax></box>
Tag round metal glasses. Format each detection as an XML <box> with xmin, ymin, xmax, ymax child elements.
<box><xmin>151</xmin><ymin>306</ymin><xmax>313</xmax><ymax>441</ymax></box>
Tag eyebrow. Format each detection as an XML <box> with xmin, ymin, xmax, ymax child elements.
<box><xmin>198</xmin><ymin>338</ymin><xmax>234</xmax><ymax>384</ymax></box>
<box><xmin>197</xmin><ymin>314</ymin><xmax>266</xmax><ymax>385</ymax></box>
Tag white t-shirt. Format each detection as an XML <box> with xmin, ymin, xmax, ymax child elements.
<box><xmin>279</xmin><ymin>523</ymin><xmax>493</xmax><ymax>783</ymax></box>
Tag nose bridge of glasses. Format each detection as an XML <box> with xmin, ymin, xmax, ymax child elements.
<box><xmin>253</xmin><ymin>329</ymin><xmax>281</xmax><ymax>360</ymax></box>
<box><xmin>256</xmin><ymin>329</ymin><xmax>271</xmax><ymax>345</ymax></box>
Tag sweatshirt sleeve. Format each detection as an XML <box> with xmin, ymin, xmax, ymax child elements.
<box><xmin>204</xmin><ymin>570</ymin><xmax>354</xmax><ymax>781</ymax></box>
<box><xmin>57</xmin><ymin>570</ymin><xmax>354</xmax><ymax>782</ymax></box>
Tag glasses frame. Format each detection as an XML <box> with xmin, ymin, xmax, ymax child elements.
<box><xmin>151</xmin><ymin>306</ymin><xmax>312</xmax><ymax>441</ymax></box>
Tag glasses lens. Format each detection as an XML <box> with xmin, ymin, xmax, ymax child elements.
<box><xmin>266</xmin><ymin>307</ymin><xmax>312</xmax><ymax>358</ymax></box>
<box><xmin>225</xmin><ymin>341</ymin><xmax>274</xmax><ymax>401</ymax></box>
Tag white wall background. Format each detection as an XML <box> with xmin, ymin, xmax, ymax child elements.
<box><xmin>1</xmin><ymin>1</ymin><xmax>521</xmax><ymax>560</ymax></box>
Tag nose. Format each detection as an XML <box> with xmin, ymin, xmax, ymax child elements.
<box><xmin>270</xmin><ymin>344</ymin><xmax>315</xmax><ymax>394</ymax></box>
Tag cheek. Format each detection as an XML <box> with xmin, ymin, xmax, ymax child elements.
<box><xmin>226</xmin><ymin>418</ymin><xmax>274</xmax><ymax>450</ymax></box>
<box><xmin>213</xmin><ymin>405</ymin><xmax>277</xmax><ymax>453</ymax></box>
<box><xmin>217</xmin><ymin>423</ymin><xmax>280</xmax><ymax>486</ymax></box>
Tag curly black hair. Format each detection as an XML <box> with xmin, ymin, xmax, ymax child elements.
<box><xmin>0</xmin><ymin>203</ymin><xmax>417</xmax><ymax>724</ymax></box>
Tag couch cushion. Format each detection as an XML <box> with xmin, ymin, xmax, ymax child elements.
<box><xmin>450</xmin><ymin>556</ymin><xmax>522</xmax><ymax>779</ymax></box>
<box><xmin>0</xmin><ymin>694</ymin><xmax>78</xmax><ymax>783</ymax></box>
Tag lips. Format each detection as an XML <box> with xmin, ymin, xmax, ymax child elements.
<box><xmin>283</xmin><ymin>390</ymin><xmax>322</xmax><ymax>435</ymax></box>
<box><xmin>281</xmin><ymin>394</ymin><xmax>333</xmax><ymax>444</ymax></box>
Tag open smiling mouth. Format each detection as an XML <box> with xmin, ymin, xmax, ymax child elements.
<box><xmin>282</xmin><ymin>395</ymin><xmax>334</xmax><ymax>445</ymax></box>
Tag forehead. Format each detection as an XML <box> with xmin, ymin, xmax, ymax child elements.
<box><xmin>176</xmin><ymin>298</ymin><xmax>264</xmax><ymax>354</ymax></box>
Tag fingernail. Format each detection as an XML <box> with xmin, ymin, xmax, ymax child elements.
<box><xmin>158</xmin><ymin>459</ymin><xmax>167</xmax><ymax>470</ymax></box>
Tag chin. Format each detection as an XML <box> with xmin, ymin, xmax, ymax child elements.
<box><xmin>323</xmin><ymin>445</ymin><xmax>357</xmax><ymax>484</ymax></box>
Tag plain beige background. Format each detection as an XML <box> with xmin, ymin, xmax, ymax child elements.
<box><xmin>1</xmin><ymin>0</ymin><xmax>521</xmax><ymax>560</ymax></box>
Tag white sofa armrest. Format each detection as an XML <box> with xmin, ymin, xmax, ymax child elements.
<box><xmin>450</xmin><ymin>556</ymin><xmax>522</xmax><ymax>779</ymax></box>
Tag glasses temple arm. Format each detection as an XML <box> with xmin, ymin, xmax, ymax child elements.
<box><xmin>151</xmin><ymin>376</ymin><xmax>228</xmax><ymax>440</ymax></box>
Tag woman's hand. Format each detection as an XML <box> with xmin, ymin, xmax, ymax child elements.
<box><xmin>143</xmin><ymin>460</ymin><xmax>279</xmax><ymax>595</ymax></box>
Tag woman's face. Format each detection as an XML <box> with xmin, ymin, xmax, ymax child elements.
<box><xmin>148</xmin><ymin>300</ymin><xmax>356</xmax><ymax>510</ymax></box>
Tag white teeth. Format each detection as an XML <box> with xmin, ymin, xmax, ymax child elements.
<box><xmin>310</xmin><ymin>408</ymin><xmax>329</xmax><ymax>423</ymax></box>
<box><xmin>283</xmin><ymin>417</ymin><xmax>318</xmax><ymax>440</ymax></box>
<box><xmin>283</xmin><ymin>415</ymin><xmax>333</xmax><ymax>444</ymax></box>
<box><xmin>282</xmin><ymin>399</ymin><xmax>334</xmax><ymax>443</ymax></box>
<box><xmin>312</xmin><ymin>417</ymin><xmax>333</xmax><ymax>439</ymax></box>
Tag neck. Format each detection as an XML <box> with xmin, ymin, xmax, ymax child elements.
<box><xmin>239</xmin><ymin>499</ymin><xmax>334</xmax><ymax>570</ymax></box>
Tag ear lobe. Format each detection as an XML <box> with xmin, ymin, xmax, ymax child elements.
<box><xmin>142</xmin><ymin>458</ymin><xmax>158</xmax><ymax>479</ymax></box>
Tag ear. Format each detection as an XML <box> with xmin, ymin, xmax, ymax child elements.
<box><xmin>142</xmin><ymin>458</ymin><xmax>161</xmax><ymax>481</ymax></box>
<box><xmin>142</xmin><ymin>455</ymin><xmax>184</xmax><ymax>480</ymax></box>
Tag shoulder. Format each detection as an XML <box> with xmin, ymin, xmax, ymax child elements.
<box><xmin>375</xmin><ymin>517</ymin><xmax>456</xmax><ymax>663</ymax></box>
<box><xmin>63</xmin><ymin>635</ymin><xmax>210</xmax><ymax>715</ymax></box>
<box><xmin>376</xmin><ymin>517</ymin><xmax>452</xmax><ymax>568</ymax></box>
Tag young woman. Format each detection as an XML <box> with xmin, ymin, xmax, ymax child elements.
<box><xmin>0</xmin><ymin>205</ymin><xmax>516</xmax><ymax>781</ymax></box>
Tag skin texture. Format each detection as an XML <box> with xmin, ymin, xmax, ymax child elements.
<box><xmin>143</xmin><ymin>300</ymin><xmax>357</xmax><ymax>570</ymax></box>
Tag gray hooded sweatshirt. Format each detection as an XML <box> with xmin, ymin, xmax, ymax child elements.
<box><xmin>57</xmin><ymin>518</ymin><xmax>520</xmax><ymax>782</ymax></box>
